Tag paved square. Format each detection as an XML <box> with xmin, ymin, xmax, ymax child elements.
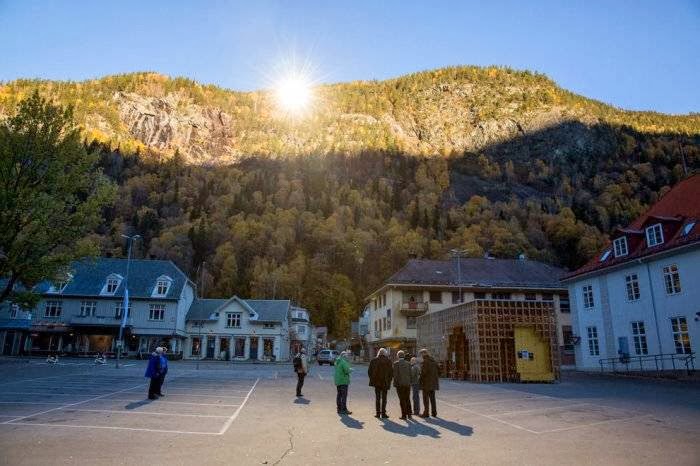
<box><xmin>0</xmin><ymin>359</ymin><xmax>698</xmax><ymax>465</ymax></box>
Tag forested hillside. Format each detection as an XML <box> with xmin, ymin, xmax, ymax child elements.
<box><xmin>2</xmin><ymin>67</ymin><xmax>698</xmax><ymax>336</ymax></box>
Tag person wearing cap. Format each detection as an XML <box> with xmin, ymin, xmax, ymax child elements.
<box><xmin>144</xmin><ymin>347</ymin><xmax>163</xmax><ymax>400</ymax></box>
<box><xmin>294</xmin><ymin>348</ymin><xmax>308</xmax><ymax>397</ymax></box>
<box><xmin>156</xmin><ymin>347</ymin><xmax>169</xmax><ymax>397</ymax></box>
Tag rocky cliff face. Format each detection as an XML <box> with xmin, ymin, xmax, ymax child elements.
<box><xmin>1</xmin><ymin>67</ymin><xmax>697</xmax><ymax>164</ymax></box>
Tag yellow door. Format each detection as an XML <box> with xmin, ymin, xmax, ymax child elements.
<box><xmin>514</xmin><ymin>326</ymin><xmax>554</xmax><ymax>382</ymax></box>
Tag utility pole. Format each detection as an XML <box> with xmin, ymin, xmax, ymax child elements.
<box><xmin>117</xmin><ymin>234</ymin><xmax>140</xmax><ymax>369</ymax></box>
<box><xmin>450</xmin><ymin>249</ymin><xmax>468</xmax><ymax>303</ymax></box>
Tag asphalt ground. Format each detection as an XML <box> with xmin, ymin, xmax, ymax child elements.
<box><xmin>0</xmin><ymin>358</ymin><xmax>698</xmax><ymax>465</ymax></box>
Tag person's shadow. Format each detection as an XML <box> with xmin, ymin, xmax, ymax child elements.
<box><xmin>425</xmin><ymin>417</ymin><xmax>474</xmax><ymax>436</ymax></box>
<box><xmin>124</xmin><ymin>399</ymin><xmax>153</xmax><ymax>410</ymax></box>
<box><xmin>293</xmin><ymin>397</ymin><xmax>310</xmax><ymax>405</ymax></box>
<box><xmin>380</xmin><ymin>418</ymin><xmax>441</xmax><ymax>438</ymax></box>
<box><xmin>339</xmin><ymin>415</ymin><xmax>364</xmax><ymax>429</ymax></box>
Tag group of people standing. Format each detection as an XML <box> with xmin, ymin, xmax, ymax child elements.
<box><xmin>292</xmin><ymin>346</ymin><xmax>439</xmax><ymax>420</ymax></box>
<box><xmin>368</xmin><ymin>348</ymin><xmax>439</xmax><ymax>420</ymax></box>
<box><xmin>144</xmin><ymin>346</ymin><xmax>169</xmax><ymax>399</ymax></box>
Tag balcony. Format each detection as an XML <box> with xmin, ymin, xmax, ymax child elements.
<box><xmin>70</xmin><ymin>315</ymin><xmax>133</xmax><ymax>327</ymax></box>
<box><xmin>400</xmin><ymin>301</ymin><xmax>428</xmax><ymax>317</ymax></box>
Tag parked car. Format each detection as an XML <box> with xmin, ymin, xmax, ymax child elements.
<box><xmin>317</xmin><ymin>349</ymin><xmax>339</xmax><ymax>365</ymax></box>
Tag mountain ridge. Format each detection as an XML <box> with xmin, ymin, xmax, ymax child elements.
<box><xmin>1</xmin><ymin>66</ymin><xmax>698</xmax><ymax>164</ymax></box>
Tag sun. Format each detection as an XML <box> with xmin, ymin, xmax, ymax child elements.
<box><xmin>274</xmin><ymin>72</ymin><xmax>313</xmax><ymax>115</ymax></box>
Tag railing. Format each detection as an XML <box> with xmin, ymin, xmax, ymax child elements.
<box><xmin>599</xmin><ymin>352</ymin><xmax>695</xmax><ymax>376</ymax></box>
<box><xmin>400</xmin><ymin>301</ymin><xmax>429</xmax><ymax>316</ymax></box>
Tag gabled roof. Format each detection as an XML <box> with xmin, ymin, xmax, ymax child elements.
<box><xmin>186</xmin><ymin>297</ymin><xmax>290</xmax><ymax>324</ymax></box>
<box><xmin>564</xmin><ymin>174</ymin><xmax>700</xmax><ymax>281</ymax></box>
<box><xmin>374</xmin><ymin>257</ymin><xmax>566</xmax><ymax>296</ymax></box>
<box><xmin>35</xmin><ymin>258</ymin><xmax>191</xmax><ymax>299</ymax></box>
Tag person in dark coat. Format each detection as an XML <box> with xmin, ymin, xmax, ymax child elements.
<box><xmin>156</xmin><ymin>347</ymin><xmax>168</xmax><ymax>396</ymax></box>
<box><xmin>144</xmin><ymin>349</ymin><xmax>162</xmax><ymax>400</ymax></box>
<box><xmin>393</xmin><ymin>350</ymin><xmax>412</xmax><ymax>420</ymax></box>
<box><xmin>419</xmin><ymin>348</ymin><xmax>439</xmax><ymax>417</ymax></box>
<box><xmin>367</xmin><ymin>348</ymin><xmax>393</xmax><ymax>418</ymax></box>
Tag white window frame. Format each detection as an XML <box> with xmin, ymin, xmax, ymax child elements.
<box><xmin>115</xmin><ymin>301</ymin><xmax>132</xmax><ymax>319</ymax></box>
<box><xmin>625</xmin><ymin>274</ymin><xmax>640</xmax><ymax>301</ymax></box>
<box><xmin>152</xmin><ymin>276</ymin><xmax>173</xmax><ymax>297</ymax></box>
<box><xmin>226</xmin><ymin>312</ymin><xmax>242</xmax><ymax>328</ymax></box>
<box><xmin>10</xmin><ymin>304</ymin><xmax>19</xmax><ymax>319</ymax></box>
<box><xmin>663</xmin><ymin>265</ymin><xmax>681</xmax><ymax>295</ymax></box>
<box><xmin>613</xmin><ymin>237</ymin><xmax>628</xmax><ymax>257</ymax></box>
<box><xmin>148</xmin><ymin>304</ymin><xmax>165</xmax><ymax>321</ymax></box>
<box><xmin>79</xmin><ymin>300</ymin><xmax>97</xmax><ymax>317</ymax></box>
<box><xmin>586</xmin><ymin>326</ymin><xmax>599</xmax><ymax>356</ymax></box>
<box><xmin>44</xmin><ymin>301</ymin><xmax>62</xmax><ymax>318</ymax></box>
<box><xmin>631</xmin><ymin>321</ymin><xmax>648</xmax><ymax>355</ymax></box>
<box><xmin>101</xmin><ymin>274</ymin><xmax>123</xmax><ymax>296</ymax></box>
<box><xmin>406</xmin><ymin>316</ymin><xmax>417</xmax><ymax>329</ymax></box>
<box><xmin>645</xmin><ymin>223</ymin><xmax>664</xmax><ymax>247</ymax></box>
<box><xmin>582</xmin><ymin>285</ymin><xmax>595</xmax><ymax>309</ymax></box>
<box><xmin>48</xmin><ymin>273</ymin><xmax>72</xmax><ymax>293</ymax></box>
<box><xmin>671</xmin><ymin>317</ymin><xmax>692</xmax><ymax>354</ymax></box>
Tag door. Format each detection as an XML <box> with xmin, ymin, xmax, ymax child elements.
<box><xmin>3</xmin><ymin>332</ymin><xmax>15</xmax><ymax>355</ymax></box>
<box><xmin>206</xmin><ymin>337</ymin><xmax>215</xmax><ymax>359</ymax></box>
<box><xmin>514</xmin><ymin>326</ymin><xmax>554</xmax><ymax>382</ymax></box>
<box><xmin>617</xmin><ymin>337</ymin><xmax>630</xmax><ymax>361</ymax></box>
<box><xmin>249</xmin><ymin>337</ymin><xmax>258</xmax><ymax>360</ymax></box>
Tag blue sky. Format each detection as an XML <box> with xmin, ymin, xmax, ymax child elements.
<box><xmin>0</xmin><ymin>0</ymin><xmax>698</xmax><ymax>114</ymax></box>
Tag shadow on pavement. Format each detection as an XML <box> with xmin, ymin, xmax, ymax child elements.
<box><xmin>379</xmin><ymin>418</ymin><xmax>441</xmax><ymax>438</ymax></box>
<box><xmin>339</xmin><ymin>415</ymin><xmax>364</xmax><ymax>429</ymax></box>
<box><xmin>125</xmin><ymin>399</ymin><xmax>154</xmax><ymax>410</ymax></box>
<box><xmin>293</xmin><ymin>397</ymin><xmax>310</xmax><ymax>404</ymax></box>
<box><xmin>425</xmin><ymin>417</ymin><xmax>473</xmax><ymax>436</ymax></box>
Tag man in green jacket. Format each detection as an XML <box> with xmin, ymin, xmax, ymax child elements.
<box><xmin>334</xmin><ymin>351</ymin><xmax>353</xmax><ymax>415</ymax></box>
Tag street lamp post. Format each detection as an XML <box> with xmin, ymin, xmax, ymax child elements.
<box><xmin>450</xmin><ymin>249</ymin><xmax>467</xmax><ymax>303</ymax></box>
<box><xmin>117</xmin><ymin>234</ymin><xmax>141</xmax><ymax>369</ymax></box>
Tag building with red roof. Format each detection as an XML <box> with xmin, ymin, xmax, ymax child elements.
<box><xmin>562</xmin><ymin>174</ymin><xmax>699</xmax><ymax>371</ymax></box>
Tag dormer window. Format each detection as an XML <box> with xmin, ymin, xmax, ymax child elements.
<box><xmin>599</xmin><ymin>250</ymin><xmax>611</xmax><ymax>262</ymax></box>
<box><xmin>152</xmin><ymin>275</ymin><xmax>173</xmax><ymax>297</ymax></box>
<box><xmin>48</xmin><ymin>273</ymin><xmax>73</xmax><ymax>293</ymax></box>
<box><xmin>645</xmin><ymin>223</ymin><xmax>664</xmax><ymax>247</ymax></box>
<box><xmin>682</xmin><ymin>221</ymin><xmax>696</xmax><ymax>236</ymax></box>
<box><xmin>613</xmin><ymin>237</ymin><xmax>628</xmax><ymax>257</ymax></box>
<box><xmin>101</xmin><ymin>274</ymin><xmax>123</xmax><ymax>296</ymax></box>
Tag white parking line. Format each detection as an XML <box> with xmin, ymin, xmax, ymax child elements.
<box><xmin>219</xmin><ymin>377</ymin><xmax>260</xmax><ymax>435</ymax></box>
<box><xmin>492</xmin><ymin>403</ymin><xmax>592</xmax><ymax>417</ymax></box>
<box><xmin>98</xmin><ymin>398</ymin><xmax>241</xmax><ymax>407</ymax></box>
<box><xmin>0</xmin><ymin>392</ymin><xmax>103</xmax><ymax>397</ymax></box>
<box><xmin>0</xmin><ymin>401</ymin><xmax>65</xmax><ymax>405</ymax></box>
<box><xmin>4</xmin><ymin>422</ymin><xmax>220</xmax><ymax>435</ymax></box>
<box><xmin>66</xmin><ymin>408</ymin><xmax>230</xmax><ymax>419</ymax></box>
<box><xmin>439</xmin><ymin>399</ymin><xmax>540</xmax><ymax>434</ymax></box>
<box><xmin>455</xmin><ymin>396</ymin><xmax>550</xmax><ymax>407</ymax></box>
<box><xmin>535</xmin><ymin>414</ymin><xmax>651</xmax><ymax>434</ymax></box>
<box><xmin>1</xmin><ymin>383</ymin><xmax>145</xmax><ymax>424</ymax></box>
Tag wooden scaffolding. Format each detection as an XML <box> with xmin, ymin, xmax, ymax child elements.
<box><xmin>416</xmin><ymin>299</ymin><xmax>560</xmax><ymax>383</ymax></box>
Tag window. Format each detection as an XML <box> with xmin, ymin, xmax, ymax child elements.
<box><xmin>191</xmin><ymin>337</ymin><xmax>201</xmax><ymax>356</ymax></box>
<box><xmin>645</xmin><ymin>223</ymin><xmax>664</xmax><ymax>247</ymax></box>
<box><xmin>525</xmin><ymin>293</ymin><xmax>537</xmax><ymax>301</ymax></box>
<box><xmin>492</xmin><ymin>292</ymin><xmax>511</xmax><ymax>300</ymax></box>
<box><xmin>541</xmin><ymin>293</ymin><xmax>554</xmax><ymax>301</ymax></box>
<box><xmin>226</xmin><ymin>312</ymin><xmax>241</xmax><ymax>328</ymax></box>
<box><xmin>153</xmin><ymin>277</ymin><xmax>171</xmax><ymax>297</ymax></box>
<box><xmin>451</xmin><ymin>291</ymin><xmax>462</xmax><ymax>304</ymax></box>
<box><xmin>114</xmin><ymin>301</ymin><xmax>131</xmax><ymax>319</ymax></box>
<box><xmin>102</xmin><ymin>275</ymin><xmax>122</xmax><ymax>295</ymax></box>
<box><xmin>406</xmin><ymin>316</ymin><xmax>417</xmax><ymax>329</ymax></box>
<box><xmin>587</xmin><ymin>326</ymin><xmax>599</xmax><ymax>356</ymax></box>
<box><xmin>671</xmin><ymin>317</ymin><xmax>692</xmax><ymax>354</ymax></box>
<box><xmin>382</xmin><ymin>317</ymin><xmax>387</xmax><ymax>331</ymax></box>
<box><xmin>263</xmin><ymin>323</ymin><xmax>276</xmax><ymax>329</ymax></box>
<box><xmin>44</xmin><ymin>301</ymin><xmax>62</xmax><ymax>318</ymax></box>
<box><xmin>297</xmin><ymin>325</ymin><xmax>306</xmax><ymax>335</ymax></box>
<box><xmin>559</xmin><ymin>297</ymin><xmax>570</xmax><ymax>313</ymax></box>
<box><xmin>234</xmin><ymin>338</ymin><xmax>245</xmax><ymax>358</ymax></box>
<box><xmin>613</xmin><ymin>237</ymin><xmax>628</xmax><ymax>257</ymax></box>
<box><xmin>625</xmin><ymin>274</ymin><xmax>641</xmax><ymax>301</ymax></box>
<box><xmin>631</xmin><ymin>321</ymin><xmax>648</xmax><ymax>355</ymax></box>
<box><xmin>79</xmin><ymin>301</ymin><xmax>97</xmax><ymax>317</ymax></box>
<box><xmin>429</xmin><ymin>291</ymin><xmax>442</xmax><ymax>303</ymax></box>
<box><xmin>386</xmin><ymin>308</ymin><xmax>391</xmax><ymax>327</ymax></box>
<box><xmin>682</xmin><ymin>221</ymin><xmax>696</xmax><ymax>236</ymax></box>
<box><xmin>9</xmin><ymin>304</ymin><xmax>19</xmax><ymax>319</ymax></box>
<box><xmin>263</xmin><ymin>338</ymin><xmax>274</xmax><ymax>357</ymax></box>
<box><xmin>474</xmin><ymin>292</ymin><xmax>486</xmax><ymax>300</ymax></box>
<box><xmin>599</xmin><ymin>250</ymin><xmax>611</xmax><ymax>262</ymax></box>
<box><xmin>582</xmin><ymin>285</ymin><xmax>594</xmax><ymax>309</ymax></box>
<box><xmin>49</xmin><ymin>274</ymin><xmax>72</xmax><ymax>293</ymax></box>
<box><xmin>149</xmin><ymin>304</ymin><xmax>165</xmax><ymax>321</ymax></box>
<box><xmin>663</xmin><ymin>265</ymin><xmax>681</xmax><ymax>294</ymax></box>
<box><xmin>562</xmin><ymin>325</ymin><xmax>574</xmax><ymax>351</ymax></box>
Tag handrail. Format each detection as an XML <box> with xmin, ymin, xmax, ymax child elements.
<box><xmin>598</xmin><ymin>352</ymin><xmax>695</xmax><ymax>375</ymax></box>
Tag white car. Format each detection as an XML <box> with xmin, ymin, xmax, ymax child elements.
<box><xmin>317</xmin><ymin>349</ymin><xmax>339</xmax><ymax>366</ymax></box>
